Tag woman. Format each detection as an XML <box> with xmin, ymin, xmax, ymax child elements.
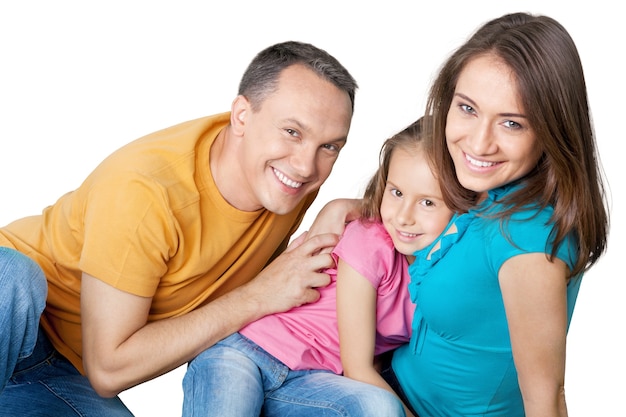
<box><xmin>379</xmin><ymin>12</ymin><xmax>610</xmax><ymax>417</ymax></box>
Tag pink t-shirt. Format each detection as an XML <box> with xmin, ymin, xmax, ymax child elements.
<box><xmin>239</xmin><ymin>220</ymin><xmax>415</xmax><ymax>374</ymax></box>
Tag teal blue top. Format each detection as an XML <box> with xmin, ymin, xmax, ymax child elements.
<box><xmin>392</xmin><ymin>183</ymin><xmax>581</xmax><ymax>417</ymax></box>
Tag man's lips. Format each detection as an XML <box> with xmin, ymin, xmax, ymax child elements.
<box><xmin>273</xmin><ymin>168</ymin><xmax>303</xmax><ymax>189</ymax></box>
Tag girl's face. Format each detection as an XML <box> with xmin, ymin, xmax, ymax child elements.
<box><xmin>445</xmin><ymin>53</ymin><xmax>543</xmax><ymax>196</ymax></box>
<box><xmin>380</xmin><ymin>146</ymin><xmax>454</xmax><ymax>263</ymax></box>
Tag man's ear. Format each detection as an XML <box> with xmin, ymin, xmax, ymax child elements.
<box><xmin>230</xmin><ymin>95</ymin><xmax>249</xmax><ymax>136</ymax></box>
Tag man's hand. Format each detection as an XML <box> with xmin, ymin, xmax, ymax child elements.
<box><xmin>80</xmin><ymin>227</ymin><xmax>340</xmax><ymax>397</ymax></box>
<box><xmin>80</xmin><ymin>231</ymin><xmax>336</xmax><ymax>398</ymax></box>
<box><xmin>239</xmin><ymin>232</ymin><xmax>339</xmax><ymax>316</ymax></box>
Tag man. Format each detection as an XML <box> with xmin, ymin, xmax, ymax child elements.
<box><xmin>0</xmin><ymin>41</ymin><xmax>356</xmax><ymax>416</ymax></box>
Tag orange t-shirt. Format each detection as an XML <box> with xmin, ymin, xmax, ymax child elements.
<box><xmin>0</xmin><ymin>112</ymin><xmax>316</xmax><ymax>373</ymax></box>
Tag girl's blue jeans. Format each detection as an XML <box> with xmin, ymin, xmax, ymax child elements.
<box><xmin>182</xmin><ymin>332</ymin><xmax>406</xmax><ymax>417</ymax></box>
<box><xmin>0</xmin><ymin>247</ymin><xmax>133</xmax><ymax>416</ymax></box>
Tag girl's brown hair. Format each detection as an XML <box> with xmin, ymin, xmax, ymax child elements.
<box><xmin>361</xmin><ymin>117</ymin><xmax>430</xmax><ymax>221</ymax></box>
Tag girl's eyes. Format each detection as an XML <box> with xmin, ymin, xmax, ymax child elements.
<box><xmin>386</xmin><ymin>187</ymin><xmax>438</xmax><ymax>209</ymax></box>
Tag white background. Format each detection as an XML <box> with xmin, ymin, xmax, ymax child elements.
<box><xmin>1</xmin><ymin>1</ymin><xmax>622</xmax><ymax>416</ymax></box>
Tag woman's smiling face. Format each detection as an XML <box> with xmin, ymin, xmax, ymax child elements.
<box><xmin>445</xmin><ymin>53</ymin><xmax>543</xmax><ymax>196</ymax></box>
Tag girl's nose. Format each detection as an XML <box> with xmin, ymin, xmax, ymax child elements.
<box><xmin>396</xmin><ymin>202</ymin><xmax>415</xmax><ymax>226</ymax></box>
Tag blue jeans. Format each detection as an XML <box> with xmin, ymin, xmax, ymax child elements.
<box><xmin>0</xmin><ymin>247</ymin><xmax>133</xmax><ymax>417</ymax></box>
<box><xmin>182</xmin><ymin>332</ymin><xmax>406</xmax><ymax>417</ymax></box>
<box><xmin>379</xmin><ymin>351</ymin><xmax>419</xmax><ymax>417</ymax></box>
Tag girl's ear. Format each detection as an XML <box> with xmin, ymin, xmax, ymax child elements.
<box><xmin>230</xmin><ymin>95</ymin><xmax>249</xmax><ymax>136</ymax></box>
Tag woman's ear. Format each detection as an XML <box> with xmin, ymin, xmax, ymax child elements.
<box><xmin>230</xmin><ymin>95</ymin><xmax>249</xmax><ymax>136</ymax></box>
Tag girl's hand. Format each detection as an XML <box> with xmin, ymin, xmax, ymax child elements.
<box><xmin>306</xmin><ymin>198</ymin><xmax>363</xmax><ymax>242</ymax></box>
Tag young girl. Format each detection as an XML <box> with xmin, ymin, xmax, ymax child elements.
<box><xmin>380</xmin><ymin>12</ymin><xmax>609</xmax><ymax>417</ymax></box>
<box><xmin>182</xmin><ymin>117</ymin><xmax>452</xmax><ymax>417</ymax></box>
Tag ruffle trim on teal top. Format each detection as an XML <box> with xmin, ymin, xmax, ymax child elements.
<box><xmin>406</xmin><ymin>185</ymin><xmax>515</xmax><ymax>355</ymax></box>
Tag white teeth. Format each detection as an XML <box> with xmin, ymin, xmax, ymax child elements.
<box><xmin>466</xmin><ymin>154</ymin><xmax>496</xmax><ymax>167</ymax></box>
<box><xmin>273</xmin><ymin>168</ymin><xmax>303</xmax><ymax>189</ymax></box>
<box><xmin>399</xmin><ymin>231</ymin><xmax>417</xmax><ymax>238</ymax></box>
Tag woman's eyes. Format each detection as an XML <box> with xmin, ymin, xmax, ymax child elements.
<box><xmin>460</xmin><ymin>103</ymin><xmax>475</xmax><ymax>114</ymax></box>
<box><xmin>503</xmin><ymin>120</ymin><xmax>523</xmax><ymax>130</ymax></box>
<box><xmin>459</xmin><ymin>104</ymin><xmax>524</xmax><ymax>130</ymax></box>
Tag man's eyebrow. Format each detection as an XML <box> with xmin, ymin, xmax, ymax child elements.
<box><xmin>282</xmin><ymin>118</ymin><xmax>307</xmax><ymax>131</ymax></box>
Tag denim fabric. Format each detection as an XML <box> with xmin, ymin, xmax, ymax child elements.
<box><xmin>379</xmin><ymin>351</ymin><xmax>419</xmax><ymax>417</ymax></box>
<box><xmin>183</xmin><ymin>332</ymin><xmax>405</xmax><ymax>417</ymax></box>
<box><xmin>0</xmin><ymin>247</ymin><xmax>133</xmax><ymax>417</ymax></box>
<box><xmin>0</xmin><ymin>247</ymin><xmax>48</xmax><ymax>390</ymax></box>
